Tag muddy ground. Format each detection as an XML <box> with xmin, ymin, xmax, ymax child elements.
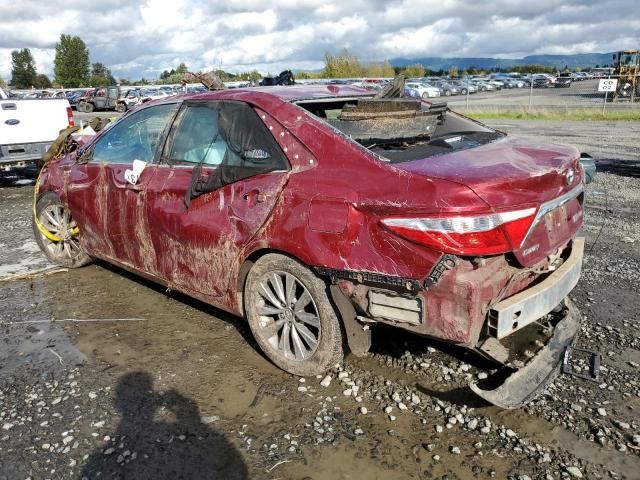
<box><xmin>0</xmin><ymin>120</ymin><xmax>639</xmax><ymax>480</ymax></box>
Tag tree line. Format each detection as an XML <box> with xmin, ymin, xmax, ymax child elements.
<box><xmin>8</xmin><ymin>34</ymin><xmax>115</xmax><ymax>89</ymax></box>
<box><xmin>299</xmin><ymin>49</ymin><xmax>603</xmax><ymax>79</ymax></box>
<box><xmin>3</xmin><ymin>40</ymin><xmax>608</xmax><ymax>90</ymax></box>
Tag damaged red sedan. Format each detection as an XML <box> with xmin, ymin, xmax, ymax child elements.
<box><xmin>33</xmin><ymin>85</ymin><xmax>587</xmax><ymax>408</ymax></box>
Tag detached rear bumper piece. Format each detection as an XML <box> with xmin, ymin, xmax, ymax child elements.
<box><xmin>471</xmin><ymin>238</ymin><xmax>585</xmax><ymax>408</ymax></box>
<box><xmin>470</xmin><ymin>296</ymin><xmax>581</xmax><ymax>409</ymax></box>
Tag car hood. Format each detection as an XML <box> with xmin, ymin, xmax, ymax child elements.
<box><xmin>395</xmin><ymin>136</ymin><xmax>582</xmax><ymax>208</ymax></box>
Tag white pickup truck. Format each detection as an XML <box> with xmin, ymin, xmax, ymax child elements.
<box><xmin>0</xmin><ymin>87</ymin><xmax>74</xmax><ymax>169</ymax></box>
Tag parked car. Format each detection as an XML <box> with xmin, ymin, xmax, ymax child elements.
<box><xmin>0</xmin><ymin>87</ymin><xmax>74</xmax><ymax>169</ymax></box>
<box><xmin>405</xmin><ymin>82</ymin><xmax>441</xmax><ymax>98</ymax></box>
<box><xmin>555</xmin><ymin>73</ymin><xmax>573</xmax><ymax>88</ymax></box>
<box><xmin>471</xmin><ymin>80</ymin><xmax>495</xmax><ymax>91</ymax></box>
<box><xmin>532</xmin><ymin>76</ymin><xmax>552</xmax><ymax>88</ymax></box>
<box><xmin>33</xmin><ymin>85</ymin><xmax>589</xmax><ymax>408</ymax></box>
<box><xmin>66</xmin><ymin>90</ymin><xmax>89</xmax><ymax>110</ymax></box>
<box><xmin>427</xmin><ymin>80</ymin><xmax>459</xmax><ymax>96</ymax></box>
<box><xmin>450</xmin><ymin>80</ymin><xmax>477</xmax><ymax>94</ymax></box>
<box><xmin>501</xmin><ymin>78</ymin><xmax>525</xmax><ymax>89</ymax></box>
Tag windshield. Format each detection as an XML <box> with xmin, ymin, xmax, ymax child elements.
<box><xmin>619</xmin><ymin>53</ymin><xmax>639</xmax><ymax>66</ymax></box>
<box><xmin>296</xmin><ymin>97</ymin><xmax>504</xmax><ymax>163</ymax></box>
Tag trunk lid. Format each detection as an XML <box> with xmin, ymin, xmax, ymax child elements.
<box><xmin>395</xmin><ymin>136</ymin><xmax>584</xmax><ymax>266</ymax></box>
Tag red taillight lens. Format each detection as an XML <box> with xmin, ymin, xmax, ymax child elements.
<box><xmin>66</xmin><ymin>106</ymin><xmax>74</xmax><ymax>127</ymax></box>
<box><xmin>382</xmin><ymin>208</ymin><xmax>536</xmax><ymax>255</ymax></box>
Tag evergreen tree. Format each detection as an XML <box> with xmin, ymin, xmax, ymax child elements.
<box><xmin>89</xmin><ymin>62</ymin><xmax>116</xmax><ymax>86</ymax></box>
<box><xmin>54</xmin><ymin>34</ymin><xmax>90</xmax><ymax>87</ymax></box>
<box><xmin>34</xmin><ymin>74</ymin><xmax>52</xmax><ymax>89</ymax></box>
<box><xmin>10</xmin><ymin>48</ymin><xmax>37</xmax><ymax>88</ymax></box>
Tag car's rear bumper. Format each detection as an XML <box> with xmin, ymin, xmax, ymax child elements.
<box><xmin>488</xmin><ymin>237</ymin><xmax>584</xmax><ymax>339</ymax></box>
<box><xmin>470</xmin><ymin>296</ymin><xmax>581</xmax><ymax>408</ymax></box>
<box><xmin>1</xmin><ymin>142</ymin><xmax>50</xmax><ymax>168</ymax></box>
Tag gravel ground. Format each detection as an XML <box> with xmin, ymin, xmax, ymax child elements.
<box><xmin>0</xmin><ymin>119</ymin><xmax>639</xmax><ymax>480</ymax></box>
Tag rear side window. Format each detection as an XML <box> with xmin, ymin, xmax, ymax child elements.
<box><xmin>166</xmin><ymin>101</ymin><xmax>289</xmax><ymax>206</ymax></box>
<box><xmin>166</xmin><ymin>103</ymin><xmax>236</xmax><ymax>166</ymax></box>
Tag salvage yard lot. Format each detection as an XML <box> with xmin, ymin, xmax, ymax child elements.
<box><xmin>1</xmin><ymin>119</ymin><xmax>639</xmax><ymax>479</ymax></box>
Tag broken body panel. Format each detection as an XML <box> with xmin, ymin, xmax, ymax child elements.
<box><xmin>37</xmin><ymin>85</ymin><xmax>587</xmax><ymax>407</ymax></box>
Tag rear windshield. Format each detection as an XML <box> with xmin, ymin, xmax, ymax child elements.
<box><xmin>296</xmin><ymin>97</ymin><xmax>504</xmax><ymax>163</ymax></box>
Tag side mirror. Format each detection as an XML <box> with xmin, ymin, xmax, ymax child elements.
<box><xmin>76</xmin><ymin>145</ymin><xmax>93</xmax><ymax>164</ymax></box>
<box><xmin>579</xmin><ymin>153</ymin><xmax>596</xmax><ymax>185</ymax></box>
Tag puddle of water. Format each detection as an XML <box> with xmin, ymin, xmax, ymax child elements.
<box><xmin>0</xmin><ymin>255</ymin><xmax>50</xmax><ymax>276</ymax></box>
<box><xmin>0</xmin><ymin>318</ymin><xmax>87</xmax><ymax>380</ymax></box>
<box><xmin>17</xmin><ymin>241</ymin><xmax>41</xmax><ymax>254</ymax></box>
<box><xmin>279</xmin><ymin>445</ymin><xmax>410</xmax><ymax>480</ymax></box>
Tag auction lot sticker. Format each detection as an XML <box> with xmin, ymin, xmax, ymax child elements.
<box><xmin>598</xmin><ymin>79</ymin><xmax>618</xmax><ymax>92</ymax></box>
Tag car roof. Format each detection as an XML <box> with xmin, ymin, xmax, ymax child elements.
<box><xmin>162</xmin><ymin>84</ymin><xmax>373</xmax><ymax>104</ymax></box>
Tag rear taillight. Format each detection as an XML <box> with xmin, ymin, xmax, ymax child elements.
<box><xmin>382</xmin><ymin>208</ymin><xmax>536</xmax><ymax>255</ymax></box>
<box><xmin>66</xmin><ymin>106</ymin><xmax>74</xmax><ymax>127</ymax></box>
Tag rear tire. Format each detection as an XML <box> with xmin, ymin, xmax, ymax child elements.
<box><xmin>83</xmin><ymin>102</ymin><xmax>95</xmax><ymax>113</ymax></box>
<box><xmin>244</xmin><ymin>254</ymin><xmax>343</xmax><ymax>376</ymax></box>
<box><xmin>32</xmin><ymin>192</ymin><xmax>92</xmax><ymax>268</ymax></box>
<box><xmin>116</xmin><ymin>102</ymin><xmax>127</xmax><ymax>113</ymax></box>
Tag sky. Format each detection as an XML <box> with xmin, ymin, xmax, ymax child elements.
<box><xmin>1</xmin><ymin>0</ymin><xmax>639</xmax><ymax>81</ymax></box>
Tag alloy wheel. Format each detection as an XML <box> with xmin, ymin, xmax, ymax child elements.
<box><xmin>37</xmin><ymin>204</ymin><xmax>83</xmax><ymax>261</ymax></box>
<box><xmin>254</xmin><ymin>271</ymin><xmax>321</xmax><ymax>361</ymax></box>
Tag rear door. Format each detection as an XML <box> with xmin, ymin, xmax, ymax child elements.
<box><xmin>145</xmin><ymin>100</ymin><xmax>289</xmax><ymax>298</ymax></box>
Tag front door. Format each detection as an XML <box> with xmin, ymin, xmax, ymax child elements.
<box><xmin>71</xmin><ymin>103</ymin><xmax>179</xmax><ymax>268</ymax></box>
<box><xmin>145</xmin><ymin>100</ymin><xmax>289</xmax><ymax>298</ymax></box>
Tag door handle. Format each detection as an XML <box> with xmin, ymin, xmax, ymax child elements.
<box><xmin>243</xmin><ymin>189</ymin><xmax>266</xmax><ymax>203</ymax></box>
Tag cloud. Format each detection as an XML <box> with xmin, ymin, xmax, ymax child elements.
<box><xmin>0</xmin><ymin>0</ymin><xmax>638</xmax><ymax>81</ymax></box>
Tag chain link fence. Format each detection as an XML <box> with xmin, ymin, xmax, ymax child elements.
<box><xmin>446</xmin><ymin>74</ymin><xmax>640</xmax><ymax>112</ymax></box>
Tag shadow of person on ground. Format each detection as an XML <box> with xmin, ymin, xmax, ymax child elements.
<box><xmin>80</xmin><ymin>371</ymin><xmax>247</xmax><ymax>480</ymax></box>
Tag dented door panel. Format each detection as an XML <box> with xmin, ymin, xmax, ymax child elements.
<box><xmin>146</xmin><ymin>166</ymin><xmax>287</xmax><ymax>298</ymax></box>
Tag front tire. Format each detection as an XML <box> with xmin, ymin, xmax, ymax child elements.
<box><xmin>32</xmin><ymin>192</ymin><xmax>92</xmax><ymax>268</ymax></box>
<box><xmin>244</xmin><ymin>254</ymin><xmax>343</xmax><ymax>376</ymax></box>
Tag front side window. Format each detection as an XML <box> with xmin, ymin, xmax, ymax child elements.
<box><xmin>91</xmin><ymin>103</ymin><xmax>177</xmax><ymax>164</ymax></box>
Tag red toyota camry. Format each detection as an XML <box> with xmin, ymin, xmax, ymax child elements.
<box><xmin>34</xmin><ymin>85</ymin><xmax>587</xmax><ymax>408</ymax></box>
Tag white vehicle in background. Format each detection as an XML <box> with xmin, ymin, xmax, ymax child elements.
<box><xmin>405</xmin><ymin>82</ymin><xmax>441</xmax><ymax>98</ymax></box>
<box><xmin>1</xmin><ymin>87</ymin><xmax>74</xmax><ymax>170</ymax></box>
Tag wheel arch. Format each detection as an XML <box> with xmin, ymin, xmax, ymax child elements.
<box><xmin>235</xmin><ymin>246</ymin><xmax>366</xmax><ymax>356</ymax></box>
<box><xmin>235</xmin><ymin>247</ymin><xmax>312</xmax><ymax>314</ymax></box>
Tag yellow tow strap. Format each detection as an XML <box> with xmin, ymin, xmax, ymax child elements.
<box><xmin>33</xmin><ymin>170</ymin><xmax>79</xmax><ymax>242</ymax></box>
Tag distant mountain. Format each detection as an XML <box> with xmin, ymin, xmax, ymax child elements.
<box><xmin>390</xmin><ymin>52</ymin><xmax>616</xmax><ymax>71</ymax></box>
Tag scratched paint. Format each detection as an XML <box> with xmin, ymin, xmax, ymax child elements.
<box><xmin>35</xmin><ymin>85</ymin><xmax>584</xmax><ymax>352</ymax></box>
